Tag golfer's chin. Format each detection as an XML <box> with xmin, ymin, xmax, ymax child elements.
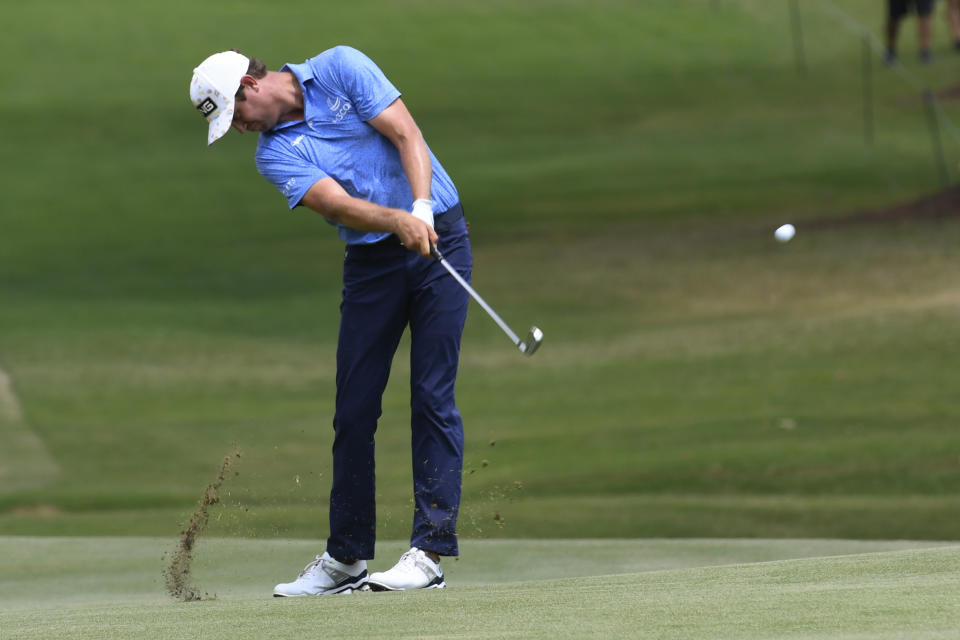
<box><xmin>244</xmin><ymin>121</ymin><xmax>274</xmax><ymax>134</ymax></box>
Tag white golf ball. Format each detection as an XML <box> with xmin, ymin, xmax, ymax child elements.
<box><xmin>774</xmin><ymin>223</ymin><xmax>796</xmax><ymax>243</ymax></box>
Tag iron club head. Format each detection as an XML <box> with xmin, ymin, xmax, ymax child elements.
<box><xmin>519</xmin><ymin>326</ymin><xmax>543</xmax><ymax>356</ymax></box>
<box><xmin>432</xmin><ymin>244</ymin><xmax>543</xmax><ymax>357</ymax></box>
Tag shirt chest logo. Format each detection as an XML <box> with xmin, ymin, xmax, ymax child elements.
<box><xmin>326</xmin><ymin>96</ymin><xmax>353</xmax><ymax>123</ymax></box>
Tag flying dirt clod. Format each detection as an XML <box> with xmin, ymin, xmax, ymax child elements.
<box><xmin>163</xmin><ymin>448</ymin><xmax>241</xmax><ymax>602</ymax></box>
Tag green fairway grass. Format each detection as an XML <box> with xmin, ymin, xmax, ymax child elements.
<box><xmin>2</xmin><ymin>538</ymin><xmax>958</xmax><ymax>639</ymax></box>
<box><xmin>0</xmin><ymin>369</ymin><xmax>60</xmax><ymax>493</ymax></box>
<box><xmin>2</xmin><ymin>218</ymin><xmax>959</xmax><ymax>540</ymax></box>
<box><xmin>3</xmin><ymin>0</ymin><xmax>960</xmax><ymax>545</ymax></box>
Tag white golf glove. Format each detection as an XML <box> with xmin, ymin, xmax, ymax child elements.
<box><xmin>411</xmin><ymin>198</ymin><xmax>434</xmax><ymax>229</ymax></box>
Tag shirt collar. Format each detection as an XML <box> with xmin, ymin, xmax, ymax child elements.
<box><xmin>271</xmin><ymin>61</ymin><xmax>319</xmax><ymax>131</ymax></box>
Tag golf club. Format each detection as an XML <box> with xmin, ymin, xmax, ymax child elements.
<box><xmin>431</xmin><ymin>245</ymin><xmax>543</xmax><ymax>356</ymax></box>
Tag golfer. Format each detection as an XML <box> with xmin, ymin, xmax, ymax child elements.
<box><xmin>189</xmin><ymin>46</ymin><xmax>471</xmax><ymax>594</ymax></box>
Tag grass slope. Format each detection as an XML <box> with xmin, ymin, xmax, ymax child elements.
<box><xmin>1</xmin><ymin>538</ymin><xmax>958</xmax><ymax>639</ymax></box>
<box><xmin>2</xmin><ymin>0</ymin><xmax>960</xmax><ymax>540</ymax></box>
<box><xmin>3</xmin><ymin>219</ymin><xmax>959</xmax><ymax>540</ymax></box>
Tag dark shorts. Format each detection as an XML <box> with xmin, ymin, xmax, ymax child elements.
<box><xmin>889</xmin><ymin>0</ymin><xmax>934</xmax><ymax>19</ymax></box>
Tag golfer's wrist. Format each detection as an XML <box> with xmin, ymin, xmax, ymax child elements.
<box><xmin>411</xmin><ymin>198</ymin><xmax>434</xmax><ymax>228</ymax></box>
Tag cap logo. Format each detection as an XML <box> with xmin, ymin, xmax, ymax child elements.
<box><xmin>197</xmin><ymin>97</ymin><xmax>219</xmax><ymax>118</ymax></box>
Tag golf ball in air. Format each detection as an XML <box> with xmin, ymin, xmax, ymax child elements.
<box><xmin>774</xmin><ymin>224</ymin><xmax>796</xmax><ymax>243</ymax></box>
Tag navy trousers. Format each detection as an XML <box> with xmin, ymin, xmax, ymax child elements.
<box><xmin>326</xmin><ymin>208</ymin><xmax>471</xmax><ymax>561</ymax></box>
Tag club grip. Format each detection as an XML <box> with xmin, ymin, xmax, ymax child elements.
<box><xmin>430</xmin><ymin>244</ymin><xmax>444</xmax><ymax>261</ymax></box>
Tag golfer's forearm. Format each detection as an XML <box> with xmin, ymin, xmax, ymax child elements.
<box><xmin>300</xmin><ymin>175</ymin><xmax>436</xmax><ymax>257</ymax></box>
<box><xmin>395</xmin><ymin>134</ymin><xmax>433</xmax><ymax>203</ymax></box>
<box><xmin>303</xmin><ymin>188</ymin><xmax>404</xmax><ymax>235</ymax></box>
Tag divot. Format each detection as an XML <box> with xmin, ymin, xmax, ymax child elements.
<box><xmin>163</xmin><ymin>447</ymin><xmax>242</xmax><ymax>602</ymax></box>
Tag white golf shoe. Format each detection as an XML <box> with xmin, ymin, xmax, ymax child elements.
<box><xmin>367</xmin><ymin>547</ymin><xmax>445</xmax><ymax>591</ymax></box>
<box><xmin>273</xmin><ymin>552</ymin><xmax>368</xmax><ymax>597</ymax></box>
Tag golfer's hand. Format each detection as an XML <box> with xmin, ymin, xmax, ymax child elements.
<box><xmin>394</xmin><ymin>213</ymin><xmax>438</xmax><ymax>258</ymax></box>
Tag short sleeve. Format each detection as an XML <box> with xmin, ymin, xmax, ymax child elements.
<box><xmin>255</xmin><ymin>140</ymin><xmax>328</xmax><ymax>209</ymax></box>
<box><xmin>327</xmin><ymin>46</ymin><xmax>401</xmax><ymax>121</ymax></box>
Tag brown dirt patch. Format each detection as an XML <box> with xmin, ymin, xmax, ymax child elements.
<box><xmin>936</xmin><ymin>84</ymin><xmax>960</xmax><ymax>102</ymax></box>
<box><xmin>10</xmin><ymin>505</ymin><xmax>63</xmax><ymax>517</ymax></box>
<box><xmin>806</xmin><ymin>184</ymin><xmax>960</xmax><ymax>229</ymax></box>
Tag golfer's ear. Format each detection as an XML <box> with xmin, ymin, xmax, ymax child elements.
<box><xmin>239</xmin><ymin>75</ymin><xmax>259</xmax><ymax>91</ymax></box>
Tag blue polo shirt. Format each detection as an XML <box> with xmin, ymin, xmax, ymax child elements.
<box><xmin>254</xmin><ymin>46</ymin><xmax>460</xmax><ymax>245</ymax></box>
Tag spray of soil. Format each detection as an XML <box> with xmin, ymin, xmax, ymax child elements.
<box><xmin>461</xmin><ymin>439</ymin><xmax>524</xmax><ymax>534</ymax></box>
<box><xmin>163</xmin><ymin>448</ymin><xmax>241</xmax><ymax>601</ymax></box>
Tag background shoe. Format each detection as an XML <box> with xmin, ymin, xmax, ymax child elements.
<box><xmin>367</xmin><ymin>548</ymin><xmax>445</xmax><ymax>591</ymax></box>
<box><xmin>273</xmin><ymin>552</ymin><xmax>367</xmax><ymax>596</ymax></box>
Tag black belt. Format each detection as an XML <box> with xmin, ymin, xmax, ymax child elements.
<box><xmin>434</xmin><ymin>203</ymin><xmax>464</xmax><ymax>233</ymax></box>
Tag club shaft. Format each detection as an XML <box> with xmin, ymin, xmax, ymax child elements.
<box><xmin>435</xmin><ymin>255</ymin><xmax>523</xmax><ymax>347</ymax></box>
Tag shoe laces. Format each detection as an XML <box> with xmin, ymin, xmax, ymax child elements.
<box><xmin>299</xmin><ymin>554</ymin><xmax>327</xmax><ymax>578</ymax></box>
<box><xmin>400</xmin><ymin>548</ymin><xmax>440</xmax><ymax>573</ymax></box>
<box><xmin>398</xmin><ymin>548</ymin><xmax>422</xmax><ymax>570</ymax></box>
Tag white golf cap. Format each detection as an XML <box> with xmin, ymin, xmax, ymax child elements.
<box><xmin>189</xmin><ymin>51</ymin><xmax>250</xmax><ymax>145</ymax></box>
